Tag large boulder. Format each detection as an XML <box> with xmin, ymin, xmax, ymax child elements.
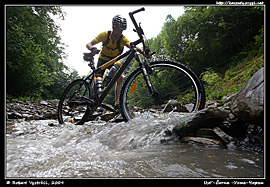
<box><xmin>230</xmin><ymin>67</ymin><xmax>264</xmax><ymax>125</ymax></box>
<box><xmin>172</xmin><ymin>107</ymin><xmax>229</xmax><ymax>138</ymax></box>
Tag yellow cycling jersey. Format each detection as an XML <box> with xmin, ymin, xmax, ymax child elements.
<box><xmin>94</xmin><ymin>31</ymin><xmax>130</xmax><ymax>61</ymax></box>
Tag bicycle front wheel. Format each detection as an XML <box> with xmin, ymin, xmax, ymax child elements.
<box><xmin>58</xmin><ymin>79</ymin><xmax>92</xmax><ymax>125</ymax></box>
<box><xmin>120</xmin><ymin>60</ymin><xmax>205</xmax><ymax>121</ymax></box>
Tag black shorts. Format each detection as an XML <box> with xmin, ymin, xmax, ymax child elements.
<box><xmin>97</xmin><ymin>58</ymin><xmax>114</xmax><ymax>75</ymax></box>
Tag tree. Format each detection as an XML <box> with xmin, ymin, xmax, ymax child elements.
<box><xmin>6</xmin><ymin>6</ymin><xmax>79</xmax><ymax>99</ymax></box>
<box><xmin>148</xmin><ymin>6</ymin><xmax>264</xmax><ymax>74</ymax></box>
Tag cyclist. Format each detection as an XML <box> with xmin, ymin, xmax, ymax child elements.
<box><xmin>86</xmin><ymin>14</ymin><xmax>150</xmax><ymax>109</ymax></box>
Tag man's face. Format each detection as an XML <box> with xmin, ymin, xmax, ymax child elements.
<box><xmin>112</xmin><ymin>26</ymin><xmax>123</xmax><ymax>39</ymax></box>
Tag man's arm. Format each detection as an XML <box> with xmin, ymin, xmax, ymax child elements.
<box><xmin>125</xmin><ymin>43</ymin><xmax>141</xmax><ymax>52</ymax></box>
<box><xmin>86</xmin><ymin>39</ymin><xmax>98</xmax><ymax>54</ymax></box>
<box><xmin>86</xmin><ymin>39</ymin><xmax>97</xmax><ymax>50</ymax></box>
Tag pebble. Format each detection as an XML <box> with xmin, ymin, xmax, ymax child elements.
<box><xmin>6</xmin><ymin>100</ymin><xmax>59</xmax><ymax>120</ymax></box>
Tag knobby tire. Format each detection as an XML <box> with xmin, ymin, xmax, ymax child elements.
<box><xmin>120</xmin><ymin>60</ymin><xmax>205</xmax><ymax>121</ymax></box>
<box><xmin>58</xmin><ymin>79</ymin><xmax>92</xmax><ymax>125</ymax></box>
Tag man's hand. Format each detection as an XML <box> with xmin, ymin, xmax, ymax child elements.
<box><xmin>90</xmin><ymin>47</ymin><xmax>100</xmax><ymax>55</ymax></box>
<box><xmin>144</xmin><ymin>48</ymin><xmax>151</xmax><ymax>58</ymax></box>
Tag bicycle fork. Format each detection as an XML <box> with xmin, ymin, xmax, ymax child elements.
<box><xmin>136</xmin><ymin>53</ymin><xmax>156</xmax><ymax>96</ymax></box>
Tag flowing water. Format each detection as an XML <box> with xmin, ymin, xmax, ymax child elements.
<box><xmin>6</xmin><ymin>113</ymin><xmax>264</xmax><ymax>178</ymax></box>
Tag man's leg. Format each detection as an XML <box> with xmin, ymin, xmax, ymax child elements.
<box><xmin>115</xmin><ymin>74</ymin><xmax>123</xmax><ymax>106</ymax></box>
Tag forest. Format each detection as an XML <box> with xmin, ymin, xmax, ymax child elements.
<box><xmin>147</xmin><ymin>6</ymin><xmax>263</xmax><ymax>74</ymax></box>
<box><xmin>6</xmin><ymin>6</ymin><xmax>264</xmax><ymax>104</ymax></box>
<box><xmin>6</xmin><ymin>6</ymin><xmax>79</xmax><ymax>100</ymax></box>
<box><xmin>145</xmin><ymin>6</ymin><xmax>264</xmax><ymax>103</ymax></box>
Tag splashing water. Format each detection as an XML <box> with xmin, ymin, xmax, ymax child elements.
<box><xmin>6</xmin><ymin>113</ymin><xmax>263</xmax><ymax>178</ymax></box>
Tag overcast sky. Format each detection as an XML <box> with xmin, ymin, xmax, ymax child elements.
<box><xmin>56</xmin><ymin>5</ymin><xmax>185</xmax><ymax>76</ymax></box>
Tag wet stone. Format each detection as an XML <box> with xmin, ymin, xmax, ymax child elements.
<box><xmin>196</xmin><ymin>128</ymin><xmax>218</xmax><ymax>139</ymax></box>
<box><xmin>162</xmin><ymin>99</ymin><xmax>189</xmax><ymax>113</ymax></box>
<box><xmin>181</xmin><ymin>136</ymin><xmax>223</xmax><ymax>147</ymax></box>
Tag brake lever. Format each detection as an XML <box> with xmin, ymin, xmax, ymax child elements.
<box><xmin>151</xmin><ymin>51</ymin><xmax>156</xmax><ymax>56</ymax></box>
<box><xmin>139</xmin><ymin>23</ymin><xmax>144</xmax><ymax>35</ymax></box>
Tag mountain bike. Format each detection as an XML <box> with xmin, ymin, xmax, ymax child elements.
<box><xmin>58</xmin><ymin>7</ymin><xmax>205</xmax><ymax>125</ymax></box>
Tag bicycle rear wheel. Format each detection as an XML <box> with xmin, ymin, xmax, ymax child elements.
<box><xmin>120</xmin><ymin>60</ymin><xmax>205</xmax><ymax>121</ymax></box>
<box><xmin>58</xmin><ymin>79</ymin><xmax>92</xmax><ymax>125</ymax></box>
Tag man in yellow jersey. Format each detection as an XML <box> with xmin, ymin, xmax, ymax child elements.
<box><xmin>86</xmin><ymin>14</ymin><xmax>149</xmax><ymax>109</ymax></box>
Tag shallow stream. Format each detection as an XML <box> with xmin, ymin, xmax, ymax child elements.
<box><xmin>6</xmin><ymin>113</ymin><xmax>264</xmax><ymax>178</ymax></box>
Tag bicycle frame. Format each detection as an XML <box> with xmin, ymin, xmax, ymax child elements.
<box><xmin>84</xmin><ymin>41</ymin><xmax>142</xmax><ymax>106</ymax></box>
<box><xmin>59</xmin><ymin>7</ymin><xmax>205</xmax><ymax>125</ymax></box>
<box><xmin>93</xmin><ymin>48</ymin><xmax>134</xmax><ymax>105</ymax></box>
<box><xmin>82</xmin><ymin>7</ymin><xmax>153</xmax><ymax>108</ymax></box>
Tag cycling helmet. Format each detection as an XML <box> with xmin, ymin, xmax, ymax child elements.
<box><xmin>112</xmin><ymin>14</ymin><xmax>127</xmax><ymax>31</ymax></box>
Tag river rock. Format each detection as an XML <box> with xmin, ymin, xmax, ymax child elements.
<box><xmin>213</xmin><ymin>127</ymin><xmax>234</xmax><ymax>144</ymax></box>
<box><xmin>205</xmin><ymin>100</ymin><xmax>219</xmax><ymax>108</ymax></box>
<box><xmin>7</xmin><ymin>112</ymin><xmax>23</xmax><ymax>119</ymax></box>
<box><xmin>181</xmin><ymin>136</ymin><xmax>223</xmax><ymax>147</ymax></box>
<box><xmin>196</xmin><ymin>128</ymin><xmax>218</xmax><ymax>139</ymax></box>
<box><xmin>162</xmin><ymin>99</ymin><xmax>188</xmax><ymax>113</ymax></box>
<box><xmin>100</xmin><ymin>111</ymin><xmax>116</xmax><ymax>121</ymax></box>
<box><xmin>222</xmin><ymin>94</ymin><xmax>236</xmax><ymax>110</ymax></box>
<box><xmin>230</xmin><ymin>67</ymin><xmax>264</xmax><ymax>125</ymax></box>
<box><xmin>173</xmin><ymin>107</ymin><xmax>230</xmax><ymax>138</ymax></box>
<box><xmin>40</xmin><ymin>101</ymin><xmax>49</xmax><ymax>106</ymax></box>
<box><xmin>6</xmin><ymin>100</ymin><xmax>59</xmax><ymax>121</ymax></box>
<box><xmin>43</xmin><ymin>111</ymin><xmax>58</xmax><ymax>119</ymax></box>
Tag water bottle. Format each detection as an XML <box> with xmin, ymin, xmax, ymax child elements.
<box><xmin>103</xmin><ymin>61</ymin><xmax>121</xmax><ymax>87</ymax></box>
<box><xmin>95</xmin><ymin>77</ymin><xmax>103</xmax><ymax>94</ymax></box>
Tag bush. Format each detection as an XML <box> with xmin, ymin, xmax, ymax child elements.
<box><xmin>202</xmin><ymin>53</ymin><xmax>264</xmax><ymax>103</ymax></box>
<box><xmin>201</xmin><ymin>68</ymin><xmax>223</xmax><ymax>101</ymax></box>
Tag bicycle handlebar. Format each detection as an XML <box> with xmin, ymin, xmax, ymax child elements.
<box><xmin>129</xmin><ymin>7</ymin><xmax>156</xmax><ymax>57</ymax></box>
<box><xmin>129</xmin><ymin>7</ymin><xmax>146</xmax><ymax>48</ymax></box>
<box><xmin>129</xmin><ymin>7</ymin><xmax>145</xmax><ymax>15</ymax></box>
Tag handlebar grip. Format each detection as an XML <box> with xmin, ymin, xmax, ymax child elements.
<box><xmin>129</xmin><ymin>7</ymin><xmax>145</xmax><ymax>15</ymax></box>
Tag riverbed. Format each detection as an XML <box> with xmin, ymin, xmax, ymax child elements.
<box><xmin>6</xmin><ymin>113</ymin><xmax>264</xmax><ymax>178</ymax></box>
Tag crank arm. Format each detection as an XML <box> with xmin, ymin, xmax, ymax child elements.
<box><xmin>67</xmin><ymin>100</ymin><xmax>89</xmax><ymax>107</ymax></box>
<box><xmin>67</xmin><ymin>97</ymin><xmax>95</xmax><ymax>107</ymax></box>
<box><xmin>101</xmin><ymin>103</ymin><xmax>116</xmax><ymax>113</ymax></box>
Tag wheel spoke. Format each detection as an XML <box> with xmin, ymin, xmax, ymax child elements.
<box><xmin>120</xmin><ymin>61</ymin><xmax>205</xmax><ymax>121</ymax></box>
<box><xmin>58</xmin><ymin>79</ymin><xmax>92</xmax><ymax>125</ymax></box>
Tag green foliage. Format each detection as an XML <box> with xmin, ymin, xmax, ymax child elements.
<box><xmin>202</xmin><ymin>68</ymin><xmax>224</xmax><ymax>101</ymax></box>
<box><xmin>202</xmin><ymin>68</ymin><xmax>222</xmax><ymax>86</ymax></box>
<box><xmin>6</xmin><ymin>6</ymin><xmax>79</xmax><ymax>100</ymax></box>
<box><xmin>201</xmin><ymin>54</ymin><xmax>264</xmax><ymax>103</ymax></box>
<box><xmin>146</xmin><ymin>6</ymin><xmax>264</xmax><ymax>103</ymax></box>
<box><xmin>6</xmin><ymin>94</ymin><xmax>43</xmax><ymax>102</ymax></box>
<box><xmin>147</xmin><ymin>6</ymin><xmax>264</xmax><ymax>74</ymax></box>
<box><xmin>254</xmin><ymin>26</ymin><xmax>264</xmax><ymax>52</ymax></box>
